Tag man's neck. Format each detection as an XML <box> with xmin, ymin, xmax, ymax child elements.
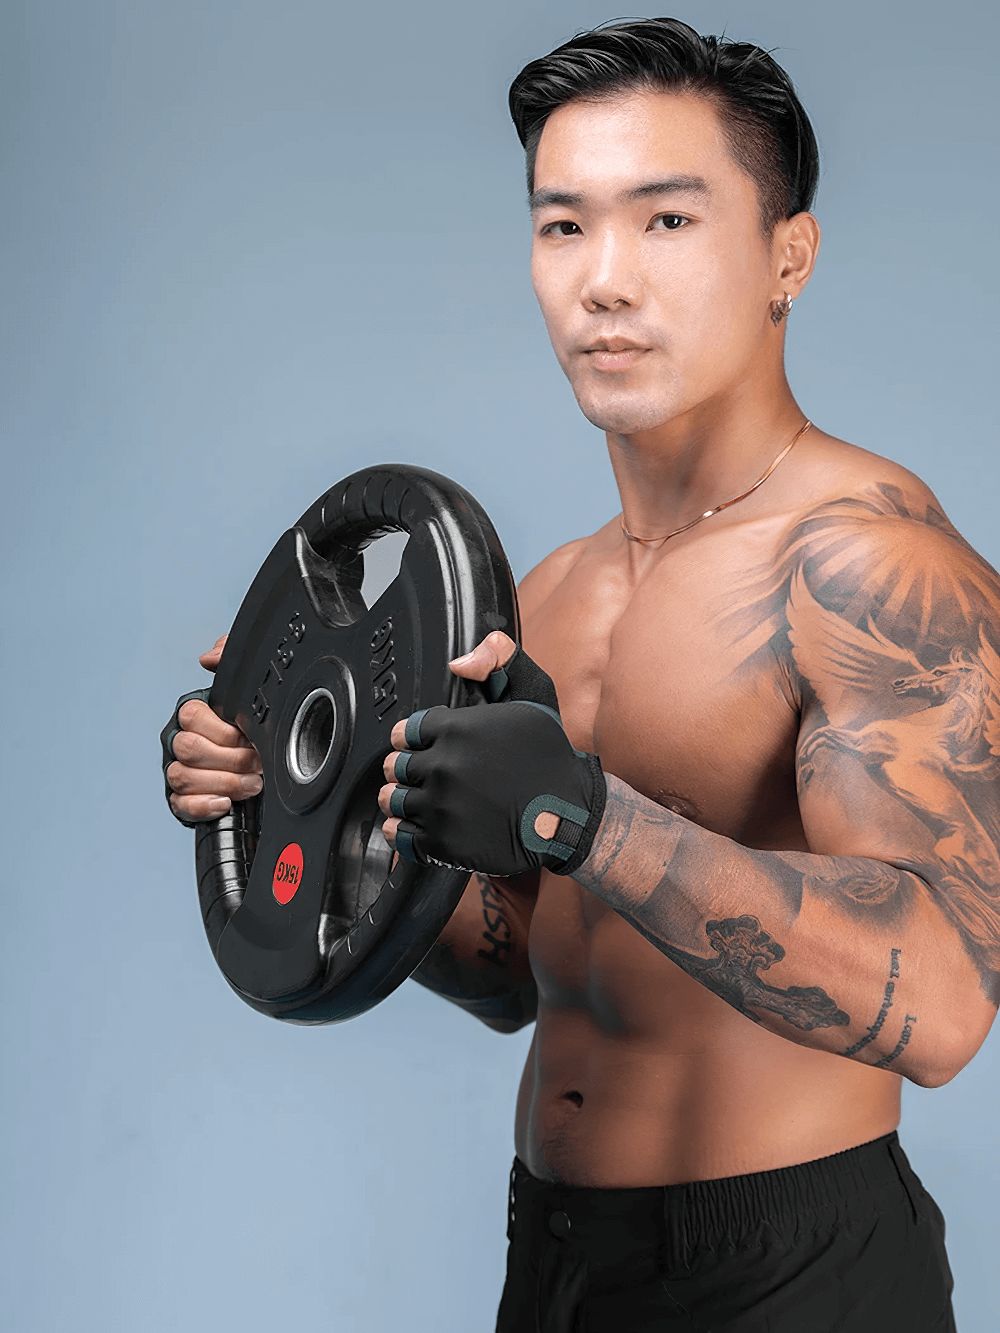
<box><xmin>608</xmin><ymin>384</ymin><xmax>806</xmax><ymax>544</ymax></box>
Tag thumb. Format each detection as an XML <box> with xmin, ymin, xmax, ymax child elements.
<box><xmin>448</xmin><ymin>631</ymin><xmax>518</xmax><ymax>681</ymax></box>
<box><xmin>198</xmin><ymin>634</ymin><xmax>228</xmax><ymax>673</ymax></box>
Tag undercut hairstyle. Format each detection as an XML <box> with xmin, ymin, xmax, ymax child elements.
<box><xmin>508</xmin><ymin>17</ymin><xmax>819</xmax><ymax>235</ymax></box>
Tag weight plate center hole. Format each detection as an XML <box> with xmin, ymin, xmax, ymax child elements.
<box><xmin>287</xmin><ymin>688</ymin><xmax>337</xmax><ymax>785</ymax></box>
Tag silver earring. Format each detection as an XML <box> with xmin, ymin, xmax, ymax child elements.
<box><xmin>770</xmin><ymin>293</ymin><xmax>794</xmax><ymax>327</ymax></box>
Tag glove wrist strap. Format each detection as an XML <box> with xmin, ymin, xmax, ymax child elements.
<box><xmin>548</xmin><ymin>753</ymin><xmax>607</xmax><ymax>877</ymax></box>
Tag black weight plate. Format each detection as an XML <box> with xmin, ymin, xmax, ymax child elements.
<box><xmin>194</xmin><ymin>465</ymin><xmax>519</xmax><ymax>1023</ymax></box>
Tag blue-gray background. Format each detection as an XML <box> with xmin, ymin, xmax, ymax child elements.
<box><xmin>1</xmin><ymin>1</ymin><xmax>997</xmax><ymax>1329</ymax></box>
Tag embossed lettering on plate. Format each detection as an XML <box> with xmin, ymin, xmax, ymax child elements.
<box><xmin>251</xmin><ymin>611</ymin><xmax>307</xmax><ymax>724</ymax></box>
<box><xmin>370</xmin><ymin>618</ymin><xmax>397</xmax><ymax>720</ymax></box>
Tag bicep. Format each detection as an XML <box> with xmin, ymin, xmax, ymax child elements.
<box><xmin>792</xmin><ymin>614</ymin><xmax>1000</xmax><ymax>989</ymax></box>
<box><xmin>794</xmin><ymin>693</ymin><xmax>941</xmax><ymax>869</ymax></box>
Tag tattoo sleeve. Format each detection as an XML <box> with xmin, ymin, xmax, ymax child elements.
<box><xmin>576</xmin><ymin>486</ymin><xmax>1000</xmax><ymax>1083</ymax></box>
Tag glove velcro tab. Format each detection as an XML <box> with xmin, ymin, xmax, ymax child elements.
<box><xmin>520</xmin><ymin>794</ymin><xmax>589</xmax><ymax>862</ymax></box>
<box><xmin>541</xmin><ymin>751</ymin><xmax>607</xmax><ymax>876</ymax></box>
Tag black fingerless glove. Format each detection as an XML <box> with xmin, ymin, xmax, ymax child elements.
<box><xmin>160</xmin><ymin>687</ymin><xmax>212</xmax><ymax>829</ymax></box>
<box><xmin>390</xmin><ymin>647</ymin><xmax>606</xmax><ymax>877</ymax></box>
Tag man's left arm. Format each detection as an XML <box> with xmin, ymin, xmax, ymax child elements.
<box><xmin>574</xmin><ymin>539</ymin><xmax>1000</xmax><ymax>1087</ymax></box>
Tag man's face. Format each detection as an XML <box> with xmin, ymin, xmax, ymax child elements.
<box><xmin>530</xmin><ymin>90</ymin><xmax>779</xmax><ymax>437</ymax></box>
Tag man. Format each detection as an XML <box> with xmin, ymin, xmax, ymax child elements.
<box><xmin>166</xmin><ymin>18</ymin><xmax>995</xmax><ymax>1329</ymax></box>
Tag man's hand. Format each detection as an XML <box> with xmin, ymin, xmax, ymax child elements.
<box><xmin>377</xmin><ymin>632</ymin><xmax>606</xmax><ymax>877</ymax></box>
<box><xmin>165</xmin><ymin>635</ymin><xmax>263</xmax><ymax>823</ymax></box>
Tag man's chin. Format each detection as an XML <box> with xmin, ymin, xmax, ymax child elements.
<box><xmin>573</xmin><ymin>386</ymin><xmax>676</xmax><ymax>437</ymax></box>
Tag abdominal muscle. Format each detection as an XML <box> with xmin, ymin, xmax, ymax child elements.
<box><xmin>513</xmin><ymin>875</ymin><xmax>902</xmax><ymax>1189</ymax></box>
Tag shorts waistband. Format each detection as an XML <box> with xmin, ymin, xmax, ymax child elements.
<box><xmin>509</xmin><ymin>1132</ymin><xmax>916</xmax><ymax>1253</ymax></box>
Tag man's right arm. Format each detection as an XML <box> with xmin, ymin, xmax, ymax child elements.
<box><xmin>410</xmin><ymin>870</ymin><xmax>538</xmax><ymax>1033</ymax></box>
<box><xmin>407</xmin><ymin>543</ymin><xmax>590</xmax><ymax>1033</ymax></box>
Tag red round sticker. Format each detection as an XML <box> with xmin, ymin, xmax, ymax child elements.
<box><xmin>272</xmin><ymin>843</ymin><xmax>304</xmax><ymax>904</ymax></box>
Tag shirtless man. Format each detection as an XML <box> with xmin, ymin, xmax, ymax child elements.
<box><xmin>166</xmin><ymin>19</ymin><xmax>996</xmax><ymax>1330</ymax></box>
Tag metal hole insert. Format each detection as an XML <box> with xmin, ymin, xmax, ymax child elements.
<box><xmin>286</xmin><ymin>688</ymin><xmax>337</xmax><ymax>785</ymax></box>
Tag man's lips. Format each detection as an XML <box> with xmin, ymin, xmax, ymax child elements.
<box><xmin>580</xmin><ymin>340</ymin><xmax>651</xmax><ymax>372</ymax></box>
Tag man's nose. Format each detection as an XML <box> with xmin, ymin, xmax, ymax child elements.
<box><xmin>580</xmin><ymin>229</ymin><xmax>643</xmax><ymax>312</ymax></box>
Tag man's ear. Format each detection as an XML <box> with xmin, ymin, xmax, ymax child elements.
<box><xmin>771</xmin><ymin>210</ymin><xmax>821</xmax><ymax>303</ymax></box>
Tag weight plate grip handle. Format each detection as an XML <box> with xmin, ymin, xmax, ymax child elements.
<box><xmin>195</xmin><ymin>796</ymin><xmax>258</xmax><ymax>956</ymax></box>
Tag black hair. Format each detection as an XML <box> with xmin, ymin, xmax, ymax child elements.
<box><xmin>508</xmin><ymin>17</ymin><xmax>819</xmax><ymax>234</ymax></box>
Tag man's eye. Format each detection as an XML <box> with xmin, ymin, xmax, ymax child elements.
<box><xmin>542</xmin><ymin>220</ymin><xmax>581</xmax><ymax>237</ymax></box>
<box><xmin>650</xmin><ymin>214</ymin><xmax>688</xmax><ymax>231</ymax></box>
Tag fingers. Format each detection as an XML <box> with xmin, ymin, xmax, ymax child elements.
<box><xmin>167</xmin><ymin>694</ymin><xmax>262</xmax><ymax>821</ymax></box>
<box><xmin>198</xmin><ymin>634</ymin><xmax>229</xmax><ymax>672</ymax></box>
<box><xmin>388</xmin><ymin>706</ymin><xmax>436</xmax><ymax>752</ymax></box>
<box><xmin>378</xmin><ymin>781</ymin><xmax>396</xmax><ymax>820</ymax></box>
<box><xmin>169</xmin><ymin>728</ymin><xmax>261</xmax><ymax>775</ymax></box>
<box><xmin>175</xmin><ymin>699</ymin><xmax>260</xmax><ymax>764</ymax></box>
<box><xmin>448</xmin><ymin>630</ymin><xmax>518</xmax><ymax>682</ymax></box>
<box><xmin>166</xmin><ymin>760</ymin><xmax>263</xmax><ymax>800</ymax></box>
<box><xmin>381</xmin><ymin>815</ymin><xmax>400</xmax><ymax>850</ymax></box>
<box><xmin>378</xmin><ymin>812</ymin><xmax>417</xmax><ymax>859</ymax></box>
<box><xmin>169</xmin><ymin>792</ymin><xmax>234</xmax><ymax>822</ymax></box>
<box><xmin>378</xmin><ymin>775</ymin><xmax>420</xmax><ymax>818</ymax></box>
<box><xmin>383</xmin><ymin>749</ymin><xmax>413</xmax><ymax>783</ymax></box>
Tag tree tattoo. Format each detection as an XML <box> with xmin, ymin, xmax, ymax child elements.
<box><xmin>657</xmin><ymin>915</ymin><xmax>850</xmax><ymax>1032</ymax></box>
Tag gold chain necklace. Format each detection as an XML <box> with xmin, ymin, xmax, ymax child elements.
<box><xmin>620</xmin><ymin>419</ymin><xmax>813</xmax><ymax>547</ymax></box>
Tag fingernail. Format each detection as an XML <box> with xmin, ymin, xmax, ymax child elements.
<box><xmin>450</xmin><ymin>651</ymin><xmax>474</xmax><ymax>665</ymax></box>
<box><xmin>240</xmin><ymin>775</ymin><xmax>263</xmax><ymax>795</ymax></box>
<box><xmin>208</xmin><ymin>798</ymin><xmax>231</xmax><ymax>815</ymax></box>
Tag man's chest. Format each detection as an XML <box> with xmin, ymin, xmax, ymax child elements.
<box><xmin>521</xmin><ymin>540</ymin><xmax>803</xmax><ymax>845</ymax></box>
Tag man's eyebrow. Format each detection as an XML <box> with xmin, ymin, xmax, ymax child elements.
<box><xmin>623</xmin><ymin>175</ymin><xmax>710</xmax><ymax>202</ymax></box>
<box><xmin>529</xmin><ymin>175</ymin><xmax>710</xmax><ymax>212</ymax></box>
<box><xmin>529</xmin><ymin>188</ymin><xmax>585</xmax><ymax>212</ymax></box>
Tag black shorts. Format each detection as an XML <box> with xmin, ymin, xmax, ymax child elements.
<box><xmin>496</xmin><ymin>1132</ymin><xmax>954</xmax><ymax>1332</ymax></box>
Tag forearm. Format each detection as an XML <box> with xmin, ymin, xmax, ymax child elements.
<box><xmin>574</xmin><ymin>776</ymin><xmax>984</xmax><ymax>1083</ymax></box>
<box><xmin>410</xmin><ymin>872</ymin><xmax>538</xmax><ymax>1033</ymax></box>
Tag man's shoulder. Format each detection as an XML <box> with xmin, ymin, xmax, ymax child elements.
<box><xmin>781</xmin><ymin>435</ymin><xmax>1000</xmax><ymax>644</ymax></box>
<box><xmin>516</xmin><ymin>523</ymin><xmax>615</xmax><ymax>618</ymax></box>
<box><xmin>787</xmin><ymin>432</ymin><xmax>978</xmax><ymax>571</ymax></box>
<box><xmin>795</xmin><ymin>432</ymin><xmax>940</xmax><ymax>518</ymax></box>
<box><xmin>723</xmin><ymin>432</ymin><xmax>1000</xmax><ymax>669</ymax></box>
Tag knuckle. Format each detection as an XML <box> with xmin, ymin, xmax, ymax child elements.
<box><xmin>176</xmin><ymin>699</ymin><xmax>206</xmax><ymax>729</ymax></box>
<box><xmin>170</xmin><ymin>730</ymin><xmax>198</xmax><ymax>762</ymax></box>
<box><xmin>165</xmin><ymin>761</ymin><xmax>189</xmax><ymax>793</ymax></box>
<box><xmin>487</xmin><ymin>630</ymin><xmax>516</xmax><ymax>665</ymax></box>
